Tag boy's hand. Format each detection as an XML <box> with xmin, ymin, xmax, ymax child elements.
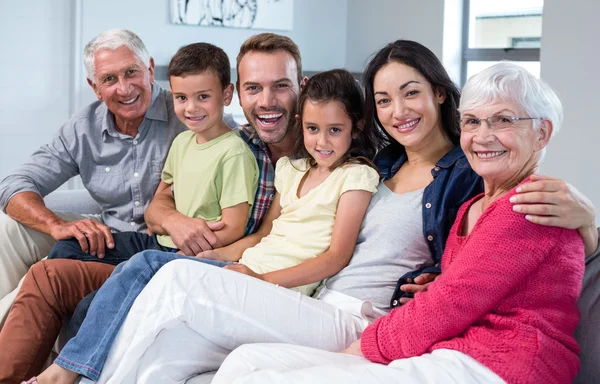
<box><xmin>224</xmin><ymin>264</ymin><xmax>263</xmax><ymax>280</ymax></box>
<box><xmin>165</xmin><ymin>218</ymin><xmax>225</xmax><ymax>256</ymax></box>
<box><xmin>399</xmin><ymin>272</ymin><xmax>439</xmax><ymax>304</ymax></box>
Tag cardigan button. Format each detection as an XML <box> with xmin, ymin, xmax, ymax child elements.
<box><xmin>392</xmin><ymin>300</ymin><xmax>398</xmax><ymax>306</ymax></box>
<box><xmin>427</xmin><ymin>235</ymin><xmax>434</xmax><ymax>241</ymax></box>
<box><xmin>434</xmin><ymin>166</ymin><xmax>440</xmax><ymax>172</ymax></box>
<box><xmin>425</xmin><ymin>203</ymin><xmax>432</xmax><ymax>209</ymax></box>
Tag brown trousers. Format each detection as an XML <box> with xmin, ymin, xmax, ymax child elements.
<box><xmin>0</xmin><ymin>260</ymin><xmax>114</xmax><ymax>383</ymax></box>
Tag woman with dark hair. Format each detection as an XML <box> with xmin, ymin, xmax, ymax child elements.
<box><xmin>212</xmin><ymin>60</ymin><xmax>588</xmax><ymax>384</ymax></box>
<box><xmin>57</xmin><ymin>41</ymin><xmax>596</xmax><ymax>383</ymax></box>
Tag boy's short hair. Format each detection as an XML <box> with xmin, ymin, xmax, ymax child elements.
<box><xmin>236</xmin><ymin>33</ymin><xmax>302</xmax><ymax>85</ymax></box>
<box><xmin>168</xmin><ymin>43</ymin><xmax>230</xmax><ymax>88</ymax></box>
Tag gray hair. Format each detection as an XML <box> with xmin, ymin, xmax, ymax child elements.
<box><xmin>459</xmin><ymin>62</ymin><xmax>563</xmax><ymax>136</ymax></box>
<box><xmin>84</xmin><ymin>29</ymin><xmax>151</xmax><ymax>80</ymax></box>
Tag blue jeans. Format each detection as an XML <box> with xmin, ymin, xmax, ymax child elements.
<box><xmin>53</xmin><ymin>250</ymin><xmax>232</xmax><ymax>380</ymax></box>
<box><xmin>49</xmin><ymin>232</ymin><xmax>175</xmax><ymax>339</ymax></box>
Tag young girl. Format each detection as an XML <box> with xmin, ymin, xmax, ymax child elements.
<box><xmin>31</xmin><ymin>69</ymin><xmax>380</xmax><ymax>384</ymax></box>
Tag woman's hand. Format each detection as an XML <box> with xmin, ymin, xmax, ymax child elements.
<box><xmin>399</xmin><ymin>272</ymin><xmax>440</xmax><ymax>304</ymax></box>
<box><xmin>341</xmin><ymin>339</ymin><xmax>364</xmax><ymax>356</ymax></box>
<box><xmin>510</xmin><ymin>174</ymin><xmax>598</xmax><ymax>256</ymax></box>
<box><xmin>224</xmin><ymin>264</ymin><xmax>264</xmax><ymax>280</ymax></box>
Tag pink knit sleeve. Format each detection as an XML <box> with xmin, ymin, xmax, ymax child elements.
<box><xmin>360</xmin><ymin>195</ymin><xmax>583</xmax><ymax>364</ymax></box>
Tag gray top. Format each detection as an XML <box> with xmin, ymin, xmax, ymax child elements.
<box><xmin>0</xmin><ymin>83</ymin><xmax>186</xmax><ymax>232</ymax></box>
<box><xmin>326</xmin><ymin>181</ymin><xmax>432</xmax><ymax>312</ymax></box>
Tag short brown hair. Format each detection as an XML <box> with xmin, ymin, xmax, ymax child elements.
<box><xmin>236</xmin><ymin>33</ymin><xmax>302</xmax><ymax>85</ymax></box>
<box><xmin>168</xmin><ymin>42</ymin><xmax>230</xmax><ymax>89</ymax></box>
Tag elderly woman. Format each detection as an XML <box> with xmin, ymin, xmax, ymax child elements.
<box><xmin>210</xmin><ymin>62</ymin><xmax>586</xmax><ymax>384</ymax></box>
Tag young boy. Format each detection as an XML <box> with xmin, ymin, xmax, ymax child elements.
<box><xmin>47</xmin><ymin>42</ymin><xmax>258</xmax><ymax>262</ymax></box>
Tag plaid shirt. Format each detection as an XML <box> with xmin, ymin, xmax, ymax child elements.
<box><xmin>237</xmin><ymin>124</ymin><xmax>275</xmax><ymax>235</ymax></box>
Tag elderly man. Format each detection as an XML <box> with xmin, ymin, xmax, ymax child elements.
<box><xmin>0</xmin><ymin>29</ymin><xmax>186</xmax><ymax>305</ymax></box>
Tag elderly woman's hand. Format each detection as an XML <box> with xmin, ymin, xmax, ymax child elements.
<box><xmin>510</xmin><ymin>174</ymin><xmax>598</xmax><ymax>256</ymax></box>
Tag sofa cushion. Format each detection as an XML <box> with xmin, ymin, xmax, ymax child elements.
<box><xmin>574</xmin><ymin>248</ymin><xmax>600</xmax><ymax>383</ymax></box>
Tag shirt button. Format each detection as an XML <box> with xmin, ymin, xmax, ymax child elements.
<box><xmin>130</xmin><ymin>221</ymin><xmax>136</xmax><ymax>226</ymax></box>
<box><xmin>427</xmin><ymin>235</ymin><xmax>434</xmax><ymax>241</ymax></box>
<box><xmin>105</xmin><ymin>167</ymin><xmax>110</xmax><ymax>173</ymax></box>
<box><xmin>133</xmin><ymin>140</ymin><xmax>138</xmax><ymax>145</ymax></box>
<box><xmin>425</xmin><ymin>203</ymin><xmax>432</xmax><ymax>209</ymax></box>
<box><xmin>134</xmin><ymin>201</ymin><xmax>140</xmax><ymax>206</ymax></box>
<box><xmin>133</xmin><ymin>172</ymin><xmax>139</xmax><ymax>178</ymax></box>
<box><xmin>392</xmin><ymin>300</ymin><xmax>398</xmax><ymax>306</ymax></box>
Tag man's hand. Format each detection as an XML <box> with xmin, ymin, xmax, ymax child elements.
<box><xmin>399</xmin><ymin>272</ymin><xmax>439</xmax><ymax>305</ymax></box>
<box><xmin>164</xmin><ymin>216</ymin><xmax>225</xmax><ymax>256</ymax></box>
<box><xmin>510</xmin><ymin>174</ymin><xmax>598</xmax><ymax>255</ymax></box>
<box><xmin>224</xmin><ymin>264</ymin><xmax>263</xmax><ymax>280</ymax></box>
<box><xmin>49</xmin><ymin>219</ymin><xmax>114</xmax><ymax>258</ymax></box>
<box><xmin>341</xmin><ymin>339</ymin><xmax>363</xmax><ymax>356</ymax></box>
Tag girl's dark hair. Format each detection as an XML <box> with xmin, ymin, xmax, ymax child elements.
<box><xmin>363</xmin><ymin>40</ymin><xmax>461</xmax><ymax>150</ymax></box>
<box><xmin>290</xmin><ymin>69</ymin><xmax>378</xmax><ymax>172</ymax></box>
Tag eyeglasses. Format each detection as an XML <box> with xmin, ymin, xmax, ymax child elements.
<box><xmin>460</xmin><ymin>115</ymin><xmax>542</xmax><ymax>132</ymax></box>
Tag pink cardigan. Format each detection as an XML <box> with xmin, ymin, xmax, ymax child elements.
<box><xmin>361</xmin><ymin>184</ymin><xmax>585</xmax><ymax>384</ymax></box>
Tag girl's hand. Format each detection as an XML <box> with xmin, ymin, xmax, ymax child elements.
<box><xmin>341</xmin><ymin>339</ymin><xmax>363</xmax><ymax>356</ymax></box>
<box><xmin>196</xmin><ymin>249</ymin><xmax>221</xmax><ymax>260</ymax></box>
<box><xmin>225</xmin><ymin>264</ymin><xmax>264</xmax><ymax>280</ymax></box>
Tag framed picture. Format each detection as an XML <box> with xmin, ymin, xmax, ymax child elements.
<box><xmin>170</xmin><ymin>0</ymin><xmax>294</xmax><ymax>31</ymax></box>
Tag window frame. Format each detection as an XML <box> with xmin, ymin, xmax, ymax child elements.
<box><xmin>461</xmin><ymin>0</ymin><xmax>541</xmax><ymax>85</ymax></box>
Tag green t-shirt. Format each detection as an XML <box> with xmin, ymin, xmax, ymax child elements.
<box><xmin>157</xmin><ymin>130</ymin><xmax>258</xmax><ymax>249</ymax></box>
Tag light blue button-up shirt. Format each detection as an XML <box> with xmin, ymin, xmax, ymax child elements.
<box><xmin>0</xmin><ymin>83</ymin><xmax>187</xmax><ymax>232</ymax></box>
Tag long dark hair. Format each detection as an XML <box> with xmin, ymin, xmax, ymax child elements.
<box><xmin>363</xmin><ymin>40</ymin><xmax>461</xmax><ymax>150</ymax></box>
<box><xmin>290</xmin><ymin>69</ymin><xmax>378</xmax><ymax>171</ymax></box>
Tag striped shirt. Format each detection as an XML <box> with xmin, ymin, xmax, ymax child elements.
<box><xmin>237</xmin><ymin>124</ymin><xmax>275</xmax><ymax>235</ymax></box>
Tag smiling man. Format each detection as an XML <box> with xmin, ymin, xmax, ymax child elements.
<box><xmin>144</xmin><ymin>33</ymin><xmax>305</xmax><ymax>253</ymax></box>
<box><xmin>0</xmin><ymin>29</ymin><xmax>186</xmax><ymax>303</ymax></box>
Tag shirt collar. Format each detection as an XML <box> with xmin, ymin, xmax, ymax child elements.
<box><xmin>239</xmin><ymin>124</ymin><xmax>270</xmax><ymax>154</ymax></box>
<box><xmin>101</xmin><ymin>83</ymin><xmax>167</xmax><ymax>138</ymax></box>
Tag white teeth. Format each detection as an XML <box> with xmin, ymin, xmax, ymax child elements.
<box><xmin>317</xmin><ymin>150</ymin><xmax>332</xmax><ymax>155</ymax></box>
<box><xmin>396</xmin><ymin>119</ymin><xmax>419</xmax><ymax>129</ymax></box>
<box><xmin>187</xmin><ymin>116</ymin><xmax>205</xmax><ymax>121</ymax></box>
<box><xmin>121</xmin><ymin>96</ymin><xmax>138</xmax><ymax>104</ymax></box>
<box><xmin>258</xmin><ymin>113</ymin><xmax>283</xmax><ymax>119</ymax></box>
<box><xmin>476</xmin><ymin>151</ymin><xmax>505</xmax><ymax>159</ymax></box>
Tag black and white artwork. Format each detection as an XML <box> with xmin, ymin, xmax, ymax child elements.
<box><xmin>170</xmin><ymin>0</ymin><xmax>294</xmax><ymax>30</ymax></box>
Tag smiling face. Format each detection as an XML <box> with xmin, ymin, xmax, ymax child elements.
<box><xmin>88</xmin><ymin>46</ymin><xmax>155</xmax><ymax>131</ymax></box>
<box><xmin>460</xmin><ymin>101</ymin><xmax>551</xmax><ymax>188</ymax></box>
<box><xmin>237</xmin><ymin>50</ymin><xmax>300</xmax><ymax>144</ymax></box>
<box><xmin>301</xmin><ymin>100</ymin><xmax>353</xmax><ymax>170</ymax></box>
<box><xmin>170</xmin><ymin>70</ymin><xmax>233</xmax><ymax>143</ymax></box>
<box><xmin>373</xmin><ymin>61</ymin><xmax>446</xmax><ymax>151</ymax></box>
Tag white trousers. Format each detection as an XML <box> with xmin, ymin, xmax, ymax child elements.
<box><xmin>213</xmin><ymin>344</ymin><xmax>507</xmax><ymax>384</ymax></box>
<box><xmin>0</xmin><ymin>211</ymin><xmax>93</xmax><ymax>326</ymax></box>
<box><xmin>94</xmin><ymin>259</ymin><xmax>367</xmax><ymax>384</ymax></box>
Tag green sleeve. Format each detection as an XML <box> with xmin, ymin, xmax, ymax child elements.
<box><xmin>218</xmin><ymin>151</ymin><xmax>259</xmax><ymax>209</ymax></box>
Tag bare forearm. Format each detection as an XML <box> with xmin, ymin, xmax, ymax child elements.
<box><xmin>5</xmin><ymin>192</ymin><xmax>64</xmax><ymax>235</ymax></box>
<box><xmin>144</xmin><ymin>193</ymin><xmax>180</xmax><ymax>235</ymax></box>
<box><xmin>262</xmin><ymin>250</ymin><xmax>351</xmax><ymax>288</ymax></box>
<box><xmin>217</xmin><ymin>232</ymin><xmax>266</xmax><ymax>262</ymax></box>
<box><xmin>581</xmin><ymin>225</ymin><xmax>600</xmax><ymax>258</ymax></box>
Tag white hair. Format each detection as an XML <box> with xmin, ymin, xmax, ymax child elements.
<box><xmin>459</xmin><ymin>62</ymin><xmax>563</xmax><ymax>135</ymax></box>
<box><xmin>84</xmin><ymin>29</ymin><xmax>151</xmax><ymax>80</ymax></box>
